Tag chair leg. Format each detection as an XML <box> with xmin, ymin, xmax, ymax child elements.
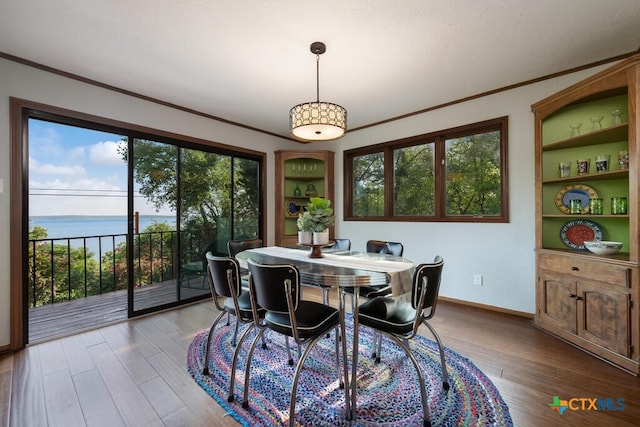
<box><xmin>242</xmin><ymin>328</ymin><xmax>267</xmax><ymax>409</ymax></box>
<box><xmin>227</xmin><ymin>323</ymin><xmax>256</xmax><ymax>402</ymax></box>
<box><xmin>285</xmin><ymin>336</ymin><xmax>294</xmax><ymax>366</ymax></box>
<box><xmin>288</xmin><ymin>334</ymin><xmax>327</xmax><ymax>427</ymax></box>
<box><xmin>384</xmin><ymin>332</ymin><xmax>431</xmax><ymax>426</ymax></box>
<box><xmin>423</xmin><ymin>320</ymin><xmax>450</xmax><ymax>391</ymax></box>
<box><xmin>226</xmin><ymin>312</ymin><xmax>231</xmax><ymax>326</ymax></box>
<box><xmin>371</xmin><ymin>332</ymin><xmax>378</xmax><ymax>359</ymax></box>
<box><xmin>203</xmin><ymin>311</ymin><xmax>226</xmax><ymax>375</ymax></box>
<box><xmin>232</xmin><ymin>317</ymin><xmax>241</xmax><ymax>346</ymax></box>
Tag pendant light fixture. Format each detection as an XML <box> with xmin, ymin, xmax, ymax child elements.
<box><xmin>289</xmin><ymin>42</ymin><xmax>347</xmax><ymax>141</ymax></box>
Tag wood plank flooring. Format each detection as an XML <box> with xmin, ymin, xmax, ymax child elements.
<box><xmin>28</xmin><ymin>279</ymin><xmax>209</xmax><ymax>343</ymax></box>
<box><xmin>2</xmin><ymin>289</ymin><xmax>640</xmax><ymax>427</ymax></box>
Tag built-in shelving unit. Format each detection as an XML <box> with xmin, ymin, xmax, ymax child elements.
<box><xmin>274</xmin><ymin>150</ymin><xmax>334</xmax><ymax>247</ymax></box>
<box><xmin>532</xmin><ymin>54</ymin><xmax>640</xmax><ymax>374</ymax></box>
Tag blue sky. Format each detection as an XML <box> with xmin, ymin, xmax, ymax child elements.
<box><xmin>28</xmin><ymin>119</ymin><xmax>173</xmax><ymax>216</ymax></box>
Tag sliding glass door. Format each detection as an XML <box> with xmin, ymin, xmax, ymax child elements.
<box><xmin>20</xmin><ymin>102</ymin><xmax>264</xmax><ymax>344</ymax></box>
<box><xmin>129</xmin><ymin>139</ymin><xmax>262</xmax><ymax>315</ymax></box>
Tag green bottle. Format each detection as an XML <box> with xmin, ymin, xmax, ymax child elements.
<box><xmin>293</xmin><ymin>183</ymin><xmax>301</xmax><ymax>196</ymax></box>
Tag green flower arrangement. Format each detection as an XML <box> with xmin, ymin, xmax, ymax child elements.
<box><xmin>296</xmin><ymin>210</ymin><xmax>314</xmax><ymax>232</ymax></box>
<box><xmin>305</xmin><ymin>197</ymin><xmax>335</xmax><ymax>232</ymax></box>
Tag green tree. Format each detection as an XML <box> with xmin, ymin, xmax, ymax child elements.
<box><xmin>102</xmin><ymin>221</ymin><xmax>176</xmax><ymax>289</ymax></box>
<box><xmin>353</xmin><ymin>152</ymin><xmax>385</xmax><ymax>216</ymax></box>
<box><xmin>121</xmin><ymin>139</ymin><xmax>260</xmax><ymax>251</ymax></box>
<box><xmin>394</xmin><ymin>144</ymin><xmax>435</xmax><ymax>215</ymax></box>
<box><xmin>28</xmin><ymin>225</ymin><xmax>101</xmax><ymax>307</ymax></box>
<box><xmin>445</xmin><ymin>131</ymin><xmax>501</xmax><ymax>215</ymax></box>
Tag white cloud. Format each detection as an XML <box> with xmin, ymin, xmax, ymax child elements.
<box><xmin>29</xmin><ymin>156</ymin><xmax>86</xmax><ymax>176</ymax></box>
<box><xmin>89</xmin><ymin>140</ymin><xmax>127</xmax><ymax>166</ymax></box>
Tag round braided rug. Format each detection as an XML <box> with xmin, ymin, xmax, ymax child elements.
<box><xmin>187</xmin><ymin>315</ymin><xmax>513</xmax><ymax>426</ymax></box>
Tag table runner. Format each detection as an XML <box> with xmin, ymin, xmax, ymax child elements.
<box><xmin>241</xmin><ymin>246</ymin><xmax>415</xmax><ymax>295</ymax></box>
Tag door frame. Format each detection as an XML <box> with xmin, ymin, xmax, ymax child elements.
<box><xmin>9</xmin><ymin>97</ymin><xmax>266</xmax><ymax>349</ymax></box>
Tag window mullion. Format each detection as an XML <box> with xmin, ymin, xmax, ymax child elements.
<box><xmin>384</xmin><ymin>147</ymin><xmax>394</xmax><ymax>218</ymax></box>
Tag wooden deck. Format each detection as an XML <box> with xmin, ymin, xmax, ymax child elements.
<box><xmin>28</xmin><ymin>278</ymin><xmax>210</xmax><ymax>343</ymax></box>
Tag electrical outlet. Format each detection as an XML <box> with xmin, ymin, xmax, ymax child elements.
<box><xmin>474</xmin><ymin>274</ymin><xmax>483</xmax><ymax>286</ymax></box>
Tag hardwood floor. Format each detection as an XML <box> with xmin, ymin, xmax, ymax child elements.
<box><xmin>28</xmin><ymin>279</ymin><xmax>209</xmax><ymax>343</ymax></box>
<box><xmin>1</xmin><ymin>289</ymin><xmax>639</xmax><ymax>427</ymax></box>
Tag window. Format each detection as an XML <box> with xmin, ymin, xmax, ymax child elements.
<box><xmin>23</xmin><ymin>106</ymin><xmax>265</xmax><ymax>317</ymax></box>
<box><xmin>344</xmin><ymin>116</ymin><xmax>508</xmax><ymax>222</ymax></box>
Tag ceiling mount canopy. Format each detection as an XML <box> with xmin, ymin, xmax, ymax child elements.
<box><xmin>290</xmin><ymin>41</ymin><xmax>347</xmax><ymax>142</ymax></box>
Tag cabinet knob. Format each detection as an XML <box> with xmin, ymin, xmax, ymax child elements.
<box><xmin>571</xmin><ymin>266</ymin><xmax>579</xmax><ymax>271</ymax></box>
<box><xmin>569</xmin><ymin>293</ymin><xmax>577</xmax><ymax>298</ymax></box>
<box><xmin>575</xmin><ymin>296</ymin><xmax>583</xmax><ymax>301</ymax></box>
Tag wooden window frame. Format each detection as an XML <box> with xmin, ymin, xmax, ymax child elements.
<box><xmin>344</xmin><ymin>116</ymin><xmax>509</xmax><ymax>222</ymax></box>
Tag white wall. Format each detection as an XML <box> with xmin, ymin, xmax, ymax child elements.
<box><xmin>0</xmin><ymin>56</ymin><xmax>611</xmax><ymax>347</ymax></box>
<box><xmin>332</xmin><ymin>65</ymin><xmax>611</xmax><ymax>315</ymax></box>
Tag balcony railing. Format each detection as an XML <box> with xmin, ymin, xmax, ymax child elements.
<box><xmin>27</xmin><ymin>230</ymin><xmax>188</xmax><ymax>308</ymax></box>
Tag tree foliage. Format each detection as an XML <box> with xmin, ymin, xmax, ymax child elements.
<box><xmin>352</xmin><ymin>130</ymin><xmax>501</xmax><ymax>217</ymax></box>
<box><xmin>122</xmin><ymin>139</ymin><xmax>260</xmax><ymax>250</ymax></box>
<box><xmin>445</xmin><ymin>131</ymin><xmax>501</xmax><ymax>215</ymax></box>
<box><xmin>28</xmin><ymin>225</ymin><xmax>101</xmax><ymax>307</ymax></box>
<box><xmin>394</xmin><ymin>144</ymin><xmax>435</xmax><ymax>215</ymax></box>
<box><xmin>353</xmin><ymin>152</ymin><xmax>385</xmax><ymax>216</ymax></box>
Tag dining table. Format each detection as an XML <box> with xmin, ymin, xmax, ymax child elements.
<box><xmin>234</xmin><ymin>245</ymin><xmax>415</xmax><ymax>421</ymax></box>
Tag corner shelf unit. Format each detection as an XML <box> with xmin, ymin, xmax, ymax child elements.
<box><xmin>531</xmin><ymin>54</ymin><xmax>640</xmax><ymax>375</ymax></box>
<box><xmin>274</xmin><ymin>150</ymin><xmax>334</xmax><ymax>247</ymax></box>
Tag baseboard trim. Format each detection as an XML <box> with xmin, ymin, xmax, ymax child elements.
<box><xmin>0</xmin><ymin>344</ymin><xmax>10</xmax><ymax>355</ymax></box>
<box><xmin>439</xmin><ymin>296</ymin><xmax>533</xmax><ymax>319</ymax></box>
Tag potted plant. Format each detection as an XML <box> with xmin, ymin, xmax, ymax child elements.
<box><xmin>306</xmin><ymin>197</ymin><xmax>335</xmax><ymax>245</ymax></box>
<box><xmin>296</xmin><ymin>210</ymin><xmax>314</xmax><ymax>244</ymax></box>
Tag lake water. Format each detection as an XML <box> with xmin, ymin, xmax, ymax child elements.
<box><xmin>29</xmin><ymin>215</ymin><xmax>176</xmax><ymax>258</ymax></box>
<box><xmin>29</xmin><ymin>215</ymin><xmax>176</xmax><ymax>238</ymax></box>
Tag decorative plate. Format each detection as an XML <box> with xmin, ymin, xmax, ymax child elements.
<box><xmin>560</xmin><ymin>219</ymin><xmax>604</xmax><ymax>250</ymax></box>
<box><xmin>555</xmin><ymin>184</ymin><xmax>598</xmax><ymax>214</ymax></box>
<box><xmin>287</xmin><ymin>200</ymin><xmax>298</xmax><ymax>216</ymax></box>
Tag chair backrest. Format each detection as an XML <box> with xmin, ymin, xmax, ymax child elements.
<box><xmin>411</xmin><ymin>256</ymin><xmax>444</xmax><ymax>319</ymax></box>
<box><xmin>330</xmin><ymin>238</ymin><xmax>351</xmax><ymax>251</ymax></box>
<box><xmin>205</xmin><ymin>252</ymin><xmax>242</xmax><ymax>299</ymax></box>
<box><xmin>247</xmin><ymin>259</ymin><xmax>300</xmax><ymax>313</ymax></box>
<box><xmin>366</xmin><ymin>239</ymin><xmax>404</xmax><ymax>257</ymax></box>
<box><xmin>227</xmin><ymin>238</ymin><xmax>263</xmax><ymax>258</ymax></box>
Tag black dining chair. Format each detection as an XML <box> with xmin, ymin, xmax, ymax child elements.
<box><xmin>227</xmin><ymin>238</ymin><xmax>263</xmax><ymax>258</ymax></box>
<box><xmin>202</xmin><ymin>253</ymin><xmax>266</xmax><ymax>378</ymax></box>
<box><xmin>343</xmin><ymin>240</ymin><xmax>404</xmax><ymax>305</ymax></box>
<box><xmin>366</xmin><ymin>239</ymin><xmax>404</xmax><ymax>257</ymax></box>
<box><xmin>180</xmin><ymin>241</ymin><xmax>218</xmax><ymax>288</ymax></box>
<box><xmin>357</xmin><ymin>256</ymin><xmax>448</xmax><ymax>427</ymax></box>
<box><xmin>329</xmin><ymin>238</ymin><xmax>351</xmax><ymax>251</ymax></box>
<box><xmin>227</xmin><ymin>238</ymin><xmax>263</xmax><ymax>292</ymax></box>
<box><xmin>240</xmin><ymin>259</ymin><xmax>347</xmax><ymax>427</ymax></box>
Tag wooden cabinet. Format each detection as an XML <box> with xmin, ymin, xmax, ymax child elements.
<box><xmin>532</xmin><ymin>54</ymin><xmax>640</xmax><ymax>374</ymax></box>
<box><xmin>537</xmin><ymin>253</ymin><xmax>633</xmax><ymax>366</ymax></box>
<box><xmin>274</xmin><ymin>150</ymin><xmax>334</xmax><ymax>247</ymax></box>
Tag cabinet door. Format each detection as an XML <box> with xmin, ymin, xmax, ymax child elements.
<box><xmin>539</xmin><ymin>271</ymin><xmax>577</xmax><ymax>334</ymax></box>
<box><xmin>577</xmin><ymin>279</ymin><xmax>630</xmax><ymax>356</ymax></box>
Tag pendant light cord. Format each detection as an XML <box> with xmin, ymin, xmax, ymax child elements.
<box><xmin>316</xmin><ymin>53</ymin><xmax>320</xmax><ymax>102</ymax></box>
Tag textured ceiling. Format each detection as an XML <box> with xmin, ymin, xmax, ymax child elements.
<box><xmin>1</xmin><ymin>0</ymin><xmax>640</xmax><ymax>140</ymax></box>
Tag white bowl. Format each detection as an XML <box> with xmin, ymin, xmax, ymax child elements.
<box><xmin>583</xmin><ymin>240</ymin><xmax>623</xmax><ymax>255</ymax></box>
